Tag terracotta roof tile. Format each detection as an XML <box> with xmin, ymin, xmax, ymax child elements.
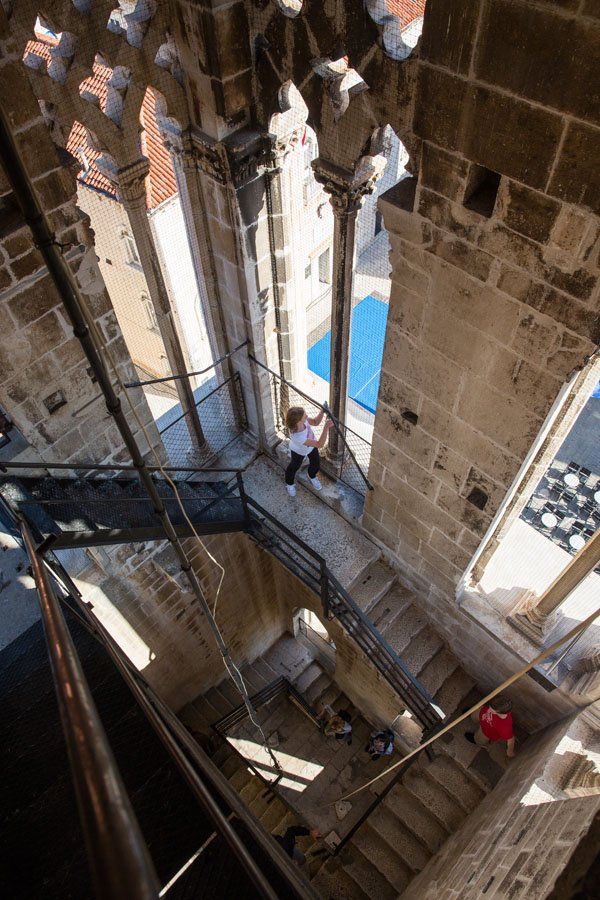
<box><xmin>24</xmin><ymin>37</ymin><xmax>177</xmax><ymax>209</ymax></box>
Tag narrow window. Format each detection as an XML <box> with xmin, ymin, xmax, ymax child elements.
<box><xmin>318</xmin><ymin>248</ymin><xmax>331</xmax><ymax>284</ymax></box>
<box><xmin>142</xmin><ymin>293</ymin><xmax>158</xmax><ymax>331</ymax></box>
<box><xmin>304</xmin><ymin>262</ymin><xmax>311</xmax><ymax>280</ymax></box>
<box><xmin>375</xmin><ymin>210</ymin><xmax>383</xmax><ymax>235</ymax></box>
<box><xmin>121</xmin><ymin>228</ymin><xmax>140</xmax><ymax>265</ymax></box>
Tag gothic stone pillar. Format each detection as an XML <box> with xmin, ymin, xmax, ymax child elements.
<box><xmin>187</xmin><ymin>129</ymin><xmax>281</xmax><ymax>448</ymax></box>
<box><xmin>313</xmin><ymin>159</ymin><xmax>376</xmax><ymax>460</ymax></box>
<box><xmin>510</xmin><ymin>529</ymin><xmax>600</xmax><ymax>644</ymax></box>
<box><xmin>114</xmin><ymin>158</ymin><xmax>205</xmax><ymax>451</ymax></box>
<box><xmin>166</xmin><ymin>130</ymin><xmax>231</xmax><ymax>382</ymax></box>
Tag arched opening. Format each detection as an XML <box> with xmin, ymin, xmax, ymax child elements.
<box><xmin>293</xmin><ymin>607</ymin><xmax>336</xmax><ymax>672</ymax></box>
<box><xmin>463</xmin><ymin>355</ymin><xmax>600</xmax><ymax>681</ymax></box>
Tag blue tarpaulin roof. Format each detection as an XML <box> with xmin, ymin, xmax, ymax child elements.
<box><xmin>307</xmin><ymin>294</ymin><xmax>389</xmax><ymax>415</ymax></box>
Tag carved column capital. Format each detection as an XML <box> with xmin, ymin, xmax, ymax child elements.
<box><xmin>115</xmin><ymin>157</ymin><xmax>151</xmax><ymax>208</ymax></box>
<box><xmin>312</xmin><ymin>159</ymin><xmax>377</xmax><ymax>215</ymax></box>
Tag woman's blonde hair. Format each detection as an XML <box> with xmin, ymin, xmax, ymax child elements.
<box><xmin>285</xmin><ymin>406</ymin><xmax>305</xmax><ymax>432</ymax></box>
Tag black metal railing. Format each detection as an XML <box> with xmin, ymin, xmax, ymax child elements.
<box><xmin>159</xmin><ymin>372</ymin><xmax>247</xmax><ymax>468</ymax></box>
<box><xmin>242</xmin><ymin>493</ymin><xmax>441</xmax><ymax>733</ymax></box>
<box><xmin>2</xmin><ymin>460</ymin><xmax>440</xmax><ymax>735</ymax></box>
<box><xmin>250</xmin><ymin>355</ymin><xmax>373</xmax><ymax>497</ymax></box>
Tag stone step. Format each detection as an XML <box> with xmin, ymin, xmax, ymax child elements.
<box><xmin>295</xmin><ymin>660</ymin><xmax>324</xmax><ymax>694</ymax></box>
<box><xmin>189</xmin><ymin>693</ymin><xmax>223</xmax><ymax>726</ymax></box>
<box><xmin>426</xmin><ymin>754</ymin><xmax>486</xmax><ymax>813</ymax></box>
<box><xmin>311</xmin><ymin>856</ymin><xmax>371</xmax><ymax>900</ymax></box>
<box><xmin>204</xmin><ymin>685</ymin><xmax>234</xmax><ymax>720</ymax></box>
<box><xmin>179</xmin><ymin>703</ymin><xmax>211</xmax><ymax>737</ymax></box>
<box><xmin>418</xmin><ymin>647</ymin><xmax>459</xmax><ymax>697</ymax></box>
<box><xmin>402</xmin><ymin>762</ymin><xmax>468</xmax><ymax>833</ymax></box>
<box><xmin>263</xmin><ymin>635</ymin><xmax>313</xmax><ymax>680</ymax></box>
<box><xmin>228</xmin><ymin>762</ymin><xmax>254</xmax><ymax>793</ymax></box>
<box><xmin>380</xmin><ymin>604</ymin><xmax>428</xmax><ymax>655</ymax></box>
<box><xmin>366</xmin><ymin>805</ymin><xmax>431</xmax><ymax>873</ymax></box>
<box><xmin>240</xmin><ymin>663</ymin><xmax>269</xmax><ymax>694</ymax></box>
<box><xmin>401</xmin><ymin>627</ymin><xmax>444</xmax><ymax>677</ymax></box>
<box><xmin>383</xmin><ymin>783</ymin><xmax>450</xmax><ymax>855</ymax></box>
<box><xmin>351</xmin><ymin>827</ymin><xmax>412</xmax><ymax>894</ymax></box>
<box><xmin>348</xmin><ymin>560</ymin><xmax>397</xmax><ymax>615</ymax></box>
<box><xmin>250</xmin><ymin>657</ymin><xmax>281</xmax><ymax>685</ymax></box>
<box><xmin>256</xmin><ymin>795</ymin><xmax>289</xmax><ymax>831</ymax></box>
<box><xmin>215</xmin><ymin>676</ymin><xmax>246</xmax><ymax>709</ymax></box>
<box><xmin>339</xmin><ymin>845</ymin><xmax>399</xmax><ymax>900</ymax></box>
<box><xmin>239</xmin><ymin>773</ymin><xmax>268</xmax><ymax>807</ymax></box>
<box><xmin>305</xmin><ymin>671</ymin><xmax>333</xmax><ymax>706</ymax></box>
<box><xmin>369</xmin><ymin>584</ymin><xmax>414</xmax><ymax>634</ymax></box>
<box><xmin>218</xmin><ymin>749</ymin><xmax>241</xmax><ymax>780</ymax></box>
<box><xmin>316</xmin><ymin>683</ymin><xmax>344</xmax><ymax>712</ymax></box>
<box><xmin>433</xmin><ymin>666</ymin><xmax>476</xmax><ymax>719</ymax></box>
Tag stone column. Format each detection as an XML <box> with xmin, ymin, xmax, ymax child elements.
<box><xmin>313</xmin><ymin>159</ymin><xmax>376</xmax><ymax>460</ymax></box>
<box><xmin>166</xmin><ymin>129</ymin><xmax>231</xmax><ymax>381</ymax></box>
<box><xmin>114</xmin><ymin>158</ymin><xmax>205</xmax><ymax>451</ymax></box>
<box><xmin>510</xmin><ymin>529</ymin><xmax>600</xmax><ymax>643</ymax></box>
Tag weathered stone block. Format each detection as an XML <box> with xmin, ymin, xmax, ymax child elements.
<box><xmin>466</xmin><ymin>85</ymin><xmax>564</xmax><ymax>190</ymax></box>
<box><xmin>377</xmin><ymin>369</ymin><xmax>422</xmax><ymax>416</ymax></box>
<box><xmin>418</xmin><ymin>189</ymin><xmax>480</xmax><ymax>244</ymax></box>
<box><xmin>423</xmin><ymin>306</ymin><xmax>499</xmax><ymax>375</ymax></box>
<box><xmin>420</xmin><ymin>396</ymin><xmax>520</xmax><ymax>486</ymax></box>
<box><xmin>433</xmin><ymin>444</ymin><xmax>471</xmax><ymax>493</ymax></box>
<box><xmin>486</xmin><ymin>347</ymin><xmax>563</xmax><ymax>417</ymax></box>
<box><xmin>431</xmin><ymin>261</ymin><xmax>521</xmax><ymax>343</ymax></box>
<box><xmin>377</xmin><ymin>400</ymin><xmax>439</xmax><ymax>470</ymax></box>
<box><xmin>475</xmin><ymin>0</ymin><xmax>599</xmax><ymax>122</ymax></box>
<box><xmin>548</xmin><ymin>121</ymin><xmax>600</xmax><ymax>213</ymax></box>
<box><xmin>421</xmin><ymin>0</ymin><xmax>480</xmax><ymax>73</ymax></box>
<box><xmin>427</xmin><ymin>229</ymin><xmax>494</xmax><ymax>282</ymax></box>
<box><xmin>511</xmin><ymin>311</ymin><xmax>561</xmax><ymax>358</ymax></box>
<box><xmin>457</xmin><ymin>374</ymin><xmax>543</xmax><ymax>458</ymax></box>
<box><xmin>436</xmin><ymin>483</ymin><xmax>493</xmax><ymax>537</ymax></box>
<box><xmin>430</xmin><ymin>528</ymin><xmax>474</xmax><ymax>572</ymax></box>
<box><xmin>500</xmin><ymin>180</ymin><xmax>560</xmax><ymax>244</ymax></box>
<box><xmin>381</xmin><ymin>324</ymin><xmax>464</xmax><ymax>409</ymax></box>
<box><xmin>414</xmin><ymin>66</ymin><xmax>469</xmax><ymax>153</ymax></box>
<box><xmin>420</xmin><ymin>143</ymin><xmax>469</xmax><ymax>202</ymax></box>
<box><xmin>386</xmin><ymin>285</ymin><xmax>425</xmax><ymax>339</ymax></box>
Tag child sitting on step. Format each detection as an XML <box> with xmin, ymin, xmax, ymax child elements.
<box><xmin>285</xmin><ymin>406</ymin><xmax>332</xmax><ymax>497</ymax></box>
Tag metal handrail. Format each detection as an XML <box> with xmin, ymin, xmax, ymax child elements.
<box><xmin>0</xmin><ymin>461</ymin><xmax>243</xmax><ymax>474</ymax></box>
<box><xmin>328</xmin><ymin>574</ymin><xmax>442</xmax><ymax>729</ymax></box>
<box><xmin>124</xmin><ymin>339</ymin><xmax>250</xmax><ymax>388</ymax></box>
<box><xmin>248</xmin><ymin>354</ymin><xmax>373</xmax><ymax>490</ymax></box>
<box><xmin>242</xmin><ymin>491</ymin><xmax>440</xmax><ymax>729</ymax></box>
<box><xmin>158</xmin><ymin>372</ymin><xmax>242</xmax><ymax>436</ymax></box>
<box><xmin>19</xmin><ymin>519</ymin><xmax>160</xmax><ymax>900</ymax></box>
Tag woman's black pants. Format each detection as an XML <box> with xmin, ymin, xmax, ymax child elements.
<box><xmin>285</xmin><ymin>448</ymin><xmax>320</xmax><ymax>485</ymax></box>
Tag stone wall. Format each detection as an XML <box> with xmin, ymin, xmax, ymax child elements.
<box><xmin>71</xmin><ymin>530</ymin><xmax>287</xmax><ymax>710</ymax></box>
<box><xmin>402</xmin><ymin>704</ymin><xmax>600</xmax><ymax>900</ymax></box>
<box><xmin>362</xmin><ymin>1</ymin><xmax>600</xmax><ymax>692</ymax></box>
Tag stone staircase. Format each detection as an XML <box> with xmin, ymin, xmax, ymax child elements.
<box><xmin>348</xmin><ymin>558</ymin><xmax>479</xmax><ymax>723</ymax></box>
<box><xmin>180</xmin><ymin>614</ymin><xmax>513</xmax><ymax>900</ymax></box>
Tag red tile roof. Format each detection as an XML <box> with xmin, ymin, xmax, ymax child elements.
<box><xmin>24</xmin><ymin>36</ymin><xmax>177</xmax><ymax>209</ymax></box>
<box><xmin>386</xmin><ymin>0</ymin><xmax>426</xmax><ymax>30</ymax></box>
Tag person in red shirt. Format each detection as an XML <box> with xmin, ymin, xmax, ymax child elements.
<box><xmin>465</xmin><ymin>694</ymin><xmax>516</xmax><ymax>758</ymax></box>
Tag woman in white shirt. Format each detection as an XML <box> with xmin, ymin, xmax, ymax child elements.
<box><xmin>285</xmin><ymin>406</ymin><xmax>333</xmax><ymax>497</ymax></box>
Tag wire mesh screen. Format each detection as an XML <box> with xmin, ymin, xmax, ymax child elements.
<box><xmin>266</xmin><ymin>365</ymin><xmax>372</xmax><ymax>497</ymax></box>
<box><xmin>158</xmin><ymin>373</ymin><xmax>247</xmax><ymax>468</ymax></box>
